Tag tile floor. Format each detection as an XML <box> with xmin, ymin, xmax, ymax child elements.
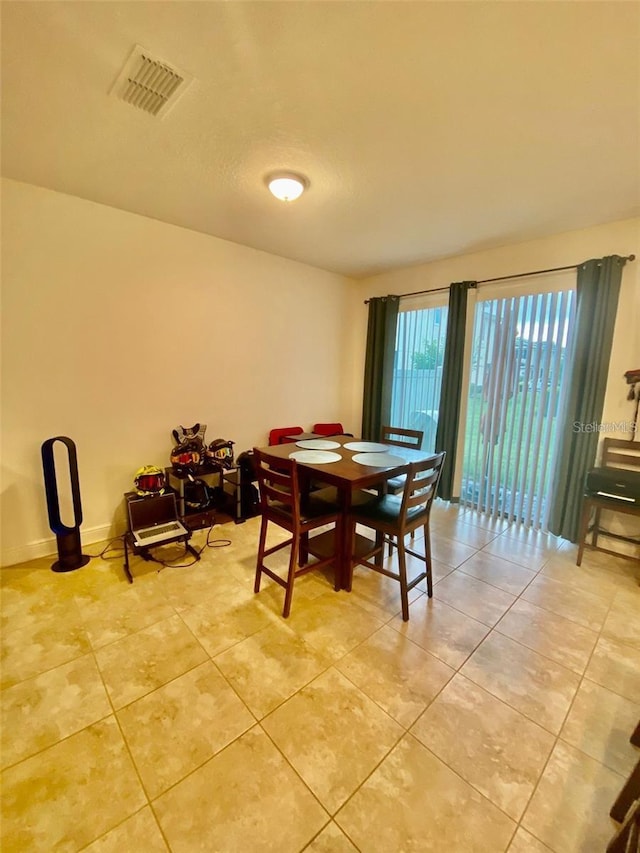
<box><xmin>1</xmin><ymin>503</ymin><xmax>639</xmax><ymax>852</ymax></box>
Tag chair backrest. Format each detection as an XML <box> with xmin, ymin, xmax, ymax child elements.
<box><xmin>268</xmin><ymin>426</ymin><xmax>303</xmax><ymax>446</ymax></box>
<box><xmin>400</xmin><ymin>452</ymin><xmax>446</xmax><ymax>523</ymax></box>
<box><xmin>601</xmin><ymin>438</ymin><xmax>640</xmax><ymax>471</ymax></box>
<box><xmin>381</xmin><ymin>425</ymin><xmax>424</xmax><ymax>450</ymax></box>
<box><xmin>254</xmin><ymin>448</ymin><xmax>300</xmax><ymax>522</ymax></box>
<box><xmin>313</xmin><ymin>422</ymin><xmax>344</xmax><ymax>436</ymax></box>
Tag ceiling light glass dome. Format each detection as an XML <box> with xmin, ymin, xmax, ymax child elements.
<box><xmin>266</xmin><ymin>172</ymin><xmax>307</xmax><ymax>202</ymax></box>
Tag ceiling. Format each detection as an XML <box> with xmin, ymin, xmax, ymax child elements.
<box><xmin>2</xmin><ymin>1</ymin><xmax>639</xmax><ymax>278</ymax></box>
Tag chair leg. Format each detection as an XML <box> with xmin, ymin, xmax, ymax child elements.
<box><xmin>282</xmin><ymin>537</ymin><xmax>299</xmax><ymax>619</ymax></box>
<box><xmin>346</xmin><ymin>520</ymin><xmax>356</xmax><ymax>592</ymax></box>
<box><xmin>375</xmin><ymin>531</ymin><xmax>385</xmax><ymax>568</ymax></box>
<box><xmin>576</xmin><ymin>500</ymin><xmax>591</xmax><ymax>567</ymax></box>
<box><xmin>397</xmin><ymin>541</ymin><xmax>410</xmax><ymax>621</ymax></box>
<box><xmin>333</xmin><ymin>517</ymin><xmax>342</xmax><ymax>592</ymax></box>
<box><xmin>592</xmin><ymin>506</ymin><xmax>603</xmax><ymax>547</ymax></box>
<box><xmin>423</xmin><ymin>524</ymin><xmax>433</xmax><ymax>598</ymax></box>
<box><xmin>254</xmin><ymin>516</ymin><xmax>268</xmax><ymax>593</ymax></box>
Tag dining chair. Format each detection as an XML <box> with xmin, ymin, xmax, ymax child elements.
<box><xmin>347</xmin><ymin>452</ymin><xmax>445</xmax><ymax>621</ymax></box>
<box><xmin>380</xmin><ymin>425</ymin><xmax>426</xmax><ymax>553</ymax></box>
<box><xmin>313</xmin><ymin>422</ymin><xmax>352</xmax><ymax>437</ymax></box>
<box><xmin>253</xmin><ymin>448</ymin><xmax>342</xmax><ymax>618</ymax></box>
<box><xmin>268</xmin><ymin>426</ymin><xmax>303</xmax><ymax>446</ymax></box>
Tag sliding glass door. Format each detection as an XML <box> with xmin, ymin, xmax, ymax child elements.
<box><xmin>461</xmin><ymin>287</ymin><xmax>575</xmax><ymax>528</ymax></box>
<box><xmin>390</xmin><ymin>300</ymin><xmax>448</xmax><ymax>451</ymax></box>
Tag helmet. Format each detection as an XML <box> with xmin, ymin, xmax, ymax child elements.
<box><xmin>207</xmin><ymin>439</ymin><xmax>235</xmax><ymax>470</ymax></box>
<box><xmin>134</xmin><ymin>465</ymin><xmax>166</xmax><ymax>496</ymax></box>
<box><xmin>170</xmin><ymin>442</ymin><xmax>202</xmax><ymax>477</ymax></box>
<box><xmin>183</xmin><ymin>478</ymin><xmax>215</xmax><ymax>511</ymax></box>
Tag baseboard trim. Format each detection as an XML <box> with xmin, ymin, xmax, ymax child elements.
<box><xmin>1</xmin><ymin>523</ymin><xmax>120</xmax><ymax>568</ymax></box>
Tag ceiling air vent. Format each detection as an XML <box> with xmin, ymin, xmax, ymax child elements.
<box><xmin>110</xmin><ymin>44</ymin><xmax>193</xmax><ymax>118</ymax></box>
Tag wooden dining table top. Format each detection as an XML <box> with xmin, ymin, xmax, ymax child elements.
<box><xmin>255</xmin><ymin>435</ymin><xmax>434</xmax><ymax>492</ymax></box>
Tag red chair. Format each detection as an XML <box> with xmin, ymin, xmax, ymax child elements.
<box><xmin>268</xmin><ymin>426</ymin><xmax>303</xmax><ymax>446</ymax></box>
<box><xmin>313</xmin><ymin>423</ymin><xmax>349</xmax><ymax>436</ymax></box>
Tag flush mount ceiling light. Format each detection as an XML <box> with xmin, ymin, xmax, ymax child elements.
<box><xmin>266</xmin><ymin>172</ymin><xmax>308</xmax><ymax>202</ymax></box>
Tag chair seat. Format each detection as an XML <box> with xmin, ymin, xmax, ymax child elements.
<box><xmin>385</xmin><ymin>474</ymin><xmax>406</xmax><ymax>494</ymax></box>
<box><xmin>268</xmin><ymin>488</ymin><xmax>341</xmax><ymax>524</ymax></box>
<box><xmin>352</xmin><ymin>494</ymin><xmax>427</xmax><ymax>527</ymax></box>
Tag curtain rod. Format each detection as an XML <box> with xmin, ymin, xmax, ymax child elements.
<box><xmin>363</xmin><ymin>254</ymin><xmax>635</xmax><ymax>303</ymax></box>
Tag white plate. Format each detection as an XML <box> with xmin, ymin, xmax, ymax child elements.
<box><xmin>352</xmin><ymin>452</ymin><xmax>406</xmax><ymax>467</ymax></box>
<box><xmin>288</xmin><ymin>450</ymin><xmax>342</xmax><ymax>464</ymax></box>
<box><xmin>296</xmin><ymin>439</ymin><xmax>341</xmax><ymax>450</ymax></box>
<box><xmin>343</xmin><ymin>441</ymin><xmax>389</xmax><ymax>452</ymax></box>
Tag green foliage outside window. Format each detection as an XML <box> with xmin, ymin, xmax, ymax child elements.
<box><xmin>412</xmin><ymin>340</ymin><xmax>445</xmax><ymax>370</ymax></box>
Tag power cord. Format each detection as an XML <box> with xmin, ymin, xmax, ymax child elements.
<box><xmin>84</xmin><ymin>537</ymin><xmax>125</xmax><ymax>560</ymax></box>
<box><xmin>145</xmin><ymin>522</ymin><xmax>232</xmax><ymax>571</ymax></box>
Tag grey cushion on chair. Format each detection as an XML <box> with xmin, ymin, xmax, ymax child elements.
<box><xmin>385</xmin><ymin>474</ymin><xmax>406</xmax><ymax>494</ymax></box>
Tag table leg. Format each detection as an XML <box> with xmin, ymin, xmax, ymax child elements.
<box><xmin>339</xmin><ymin>486</ymin><xmax>353</xmax><ymax>591</ymax></box>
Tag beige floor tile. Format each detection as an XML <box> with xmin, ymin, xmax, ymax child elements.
<box><xmin>495</xmin><ymin>598</ymin><xmax>598</xmax><ymax>675</ymax></box>
<box><xmin>262</xmin><ymin>668</ymin><xmax>403</xmax><ymax>813</ymax></box>
<box><xmin>1</xmin><ymin>567</ymin><xmax>79</xmax><ymax>623</ymax></box>
<box><xmin>348</xmin><ymin>559</ymin><xmax>424</xmax><ymax>621</ymax></box>
<box><xmin>540</xmin><ymin>554</ymin><xmax>638</xmax><ymax>602</ymax></box>
<box><xmin>335</xmin><ymin>733</ymin><xmax>515</xmax><ymax>852</ymax></box>
<box><xmin>392</xmin><ymin>596</ymin><xmax>490</xmax><ymax>668</ymax></box>
<box><xmin>522</xmin><ymin>740</ymin><xmax>623</xmax><ymax>853</ymax></box>
<box><xmin>214</xmin><ymin>622</ymin><xmax>332</xmax><ymax>718</ymax></box>
<box><xmin>77</xmin><ymin>582</ymin><xmax>176</xmax><ymax>648</ymax></box>
<box><xmin>457</xmin><ymin>550</ymin><xmax>537</xmax><ymax>595</ymax></box>
<box><xmin>430</xmin><ymin>518</ymin><xmax>499</xmax><ymax>549</ymax></box>
<box><xmin>156</xmin><ymin>560</ymin><xmax>251</xmax><ymax>611</ymax></box>
<box><xmin>303</xmin><ymin>821</ymin><xmax>359</xmax><ymax>852</ymax></box>
<box><xmin>584</xmin><ymin>636</ymin><xmax>640</xmax><ymax>703</ymax></box>
<box><xmin>95</xmin><ymin>614</ymin><xmax>208</xmax><ymax>709</ymax></box>
<box><xmin>448</xmin><ymin>507</ymin><xmax>513</xmax><ymax>534</ymax></box>
<box><xmin>58</xmin><ymin>554</ymin><xmax>139</xmax><ymax>604</ymax></box>
<box><xmin>480</xmin><ymin>538</ymin><xmax>549</xmax><ymax>571</ymax></box>
<box><xmin>117</xmin><ymin>660</ymin><xmax>254</xmax><ymax>797</ymax></box>
<box><xmin>430</xmin><ymin>534</ymin><xmax>478</xmax><ymax>568</ymax></box>
<box><xmin>507</xmin><ymin>828</ymin><xmax>554</xmax><ymax>852</ymax></box>
<box><xmin>602</xmin><ymin>590</ymin><xmax>640</xmax><ymax>650</ymax></box>
<box><xmin>411</xmin><ymin>674</ymin><xmax>555</xmax><ymax>820</ymax></box>
<box><xmin>432</xmin><ymin>570</ymin><xmax>516</xmax><ymax>626</ymax></box>
<box><xmin>336</xmin><ymin>624</ymin><xmax>454</xmax><ymax>727</ymax></box>
<box><xmin>497</xmin><ymin>526</ymin><xmax>562</xmax><ymax>556</ymax></box>
<box><xmin>0</xmin><ymin>716</ymin><xmax>146</xmax><ymax>852</ymax></box>
<box><xmin>1</xmin><ymin>607</ymin><xmax>91</xmax><ymax>689</ymax></box>
<box><xmin>180</xmin><ymin>589</ymin><xmax>277</xmax><ymax>657</ymax></box>
<box><xmin>412</xmin><ymin>555</ymin><xmax>458</xmax><ymax>594</ymax></box>
<box><xmin>560</xmin><ymin>679</ymin><xmax>640</xmax><ymax>776</ymax></box>
<box><xmin>285</xmin><ymin>592</ymin><xmax>384</xmax><ymax>661</ymax></box>
<box><xmin>461</xmin><ymin>632</ymin><xmax>581</xmax><ymax>734</ymax></box>
<box><xmin>1</xmin><ymin>654</ymin><xmax>111</xmax><ymax>769</ymax></box>
<box><xmin>82</xmin><ymin>807</ymin><xmax>169</xmax><ymax>852</ymax></box>
<box><xmin>521</xmin><ymin>575</ymin><xmax>610</xmax><ymax>631</ymax></box>
<box><xmin>154</xmin><ymin>726</ymin><xmax>327</xmax><ymax>852</ymax></box>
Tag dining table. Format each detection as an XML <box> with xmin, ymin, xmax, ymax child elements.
<box><xmin>255</xmin><ymin>434</ymin><xmax>436</xmax><ymax>590</ymax></box>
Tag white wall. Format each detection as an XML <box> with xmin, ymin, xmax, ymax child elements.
<box><xmin>1</xmin><ymin>179</ymin><xmax>352</xmax><ymax>565</ymax></box>
<box><xmin>346</xmin><ymin>217</ymin><xmax>640</xmax><ymax>513</ymax></box>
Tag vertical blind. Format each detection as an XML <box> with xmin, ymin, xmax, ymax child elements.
<box><xmin>461</xmin><ymin>288</ymin><xmax>575</xmax><ymax>528</ymax></box>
